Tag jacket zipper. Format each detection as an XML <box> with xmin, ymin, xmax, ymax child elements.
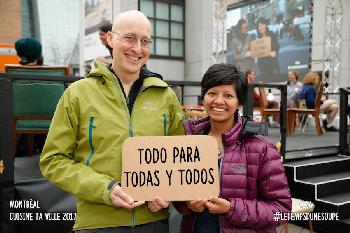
<box><xmin>111</xmin><ymin>80</ymin><xmax>164</xmax><ymax>227</ymax></box>
<box><xmin>163</xmin><ymin>113</ymin><xmax>167</xmax><ymax>136</ymax></box>
<box><xmin>218</xmin><ymin>145</ymin><xmax>225</xmax><ymax>233</ymax></box>
<box><xmin>86</xmin><ymin>117</ymin><xmax>95</xmax><ymax>166</ymax></box>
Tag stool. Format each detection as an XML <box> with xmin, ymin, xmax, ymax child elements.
<box><xmin>285</xmin><ymin>198</ymin><xmax>315</xmax><ymax>233</ymax></box>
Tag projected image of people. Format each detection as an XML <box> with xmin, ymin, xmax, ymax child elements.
<box><xmin>231</xmin><ymin>19</ymin><xmax>254</xmax><ymax>72</ymax></box>
<box><xmin>226</xmin><ymin>0</ymin><xmax>312</xmax><ymax>83</ymax></box>
<box><xmin>256</xmin><ymin>17</ymin><xmax>280</xmax><ymax>79</ymax></box>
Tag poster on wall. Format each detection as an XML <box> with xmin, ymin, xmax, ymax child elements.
<box><xmin>84</xmin><ymin>0</ymin><xmax>112</xmax><ymax>61</ymax></box>
<box><xmin>226</xmin><ymin>0</ymin><xmax>313</xmax><ymax>83</ymax></box>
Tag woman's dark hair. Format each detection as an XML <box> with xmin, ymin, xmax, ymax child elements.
<box><xmin>256</xmin><ymin>17</ymin><xmax>268</xmax><ymax>38</ymax></box>
<box><xmin>98</xmin><ymin>22</ymin><xmax>112</xmax><ymax>33</ymax></box>
<box><xmin>235</xmin><ymin>19</ymin><xmax>247</xmax><ymax>36</ymax></box>
<box><xmin>201</xmin><ymin>63</ymin><xmax>247</xmax><ymax>105</ymax></box>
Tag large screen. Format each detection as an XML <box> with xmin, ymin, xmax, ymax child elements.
<box><xmin>226</xmin><ymin>0</ymin><xmax>313</xmax><ymax>83</ymax></box>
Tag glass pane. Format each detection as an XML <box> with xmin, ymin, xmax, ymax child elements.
<box><xmin>156</xmin><ymin>38</ymin><xmax>169</xmax><ymax>56</ymax></box>
<box><xmin>156</xmin><ymin>2</ymin><xmax>169</xmax><ymax>20</ymax></box>
<box><xmin>140</xmin><ymin>0</ymin><xmax>154</xmax><ymax>17</ymax></box>
<box><xmin>171</xmin><ymin>5</ymin><xmax>183</xmax><ymax>22</ymax></box>
<box><xmin>150</xmin><ymin>19</ymin><xmax>155</xmax><ymax>36</ymax></box>
<box><xmin>171</xmin><ymin>22</ymin><xmax>183</xmax><ymax>39</ymax></box>
<box><xmin>150</xmin><ymin>36</ymin><xmax>155</xmax><ymax>54</ymax></box>
<box><xmin>156</xmin><ymin>20</ymin><xmax>169</xmax><ymax>38</ymax></box>
<box><xmin>171</xmin><ymin>40</ymin><xmax>183</xmax><ymax>57</ymax></box>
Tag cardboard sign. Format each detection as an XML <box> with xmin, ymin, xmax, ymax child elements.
<box><xmin>121</xmin><ymin>135</ymin><xmax>220</xmax><ymax>201</ymax></box>
<box><xmin>250</xmin><ymin>37</ymin><xmax>271</xmax><ymax>58</ymax></box>
<box><xmin>0</xmin><ymin>160</ymin><xmax>4</xmax><ymax>174</ymax></box>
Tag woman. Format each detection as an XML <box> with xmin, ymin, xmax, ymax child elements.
<box><xmin>287</xmin><ymin>70</ymin><xmax>303</xmax><ymax>108</ymax></box>
<box><xmin>232</xmin><ymin>18</ymin><xmax>254</xmax><ymax>72</ymax></box>
<box><xmin>174</xmin><ymin>64</ymin><xmax>291</xmax><ymax>233</ymax></box>
<box><xmin>256</xmin><ymin>17</ymin><xmax>280</xmax><ymax>79</ymax></box>
<box><xmin>299</xmin><ymin>72</ymin><xmax>338</xmax><ymax>131</ymax></box>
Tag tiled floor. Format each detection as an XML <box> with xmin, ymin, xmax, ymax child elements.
<box><xmin>276</xmin><ymin>223</ymin><xmax>315</xmax><ymax>233</ymax></box>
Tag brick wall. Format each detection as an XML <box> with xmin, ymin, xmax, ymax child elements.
<box><xmin>0</xmin><ymin>0</ymin><xmax>22</xmax><ymax>44</ymax></box>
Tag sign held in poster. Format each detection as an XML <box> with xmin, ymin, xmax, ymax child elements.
<box><xmin>250</xmin><ymin>36</ymin><xmax>272</xmax><ymax>58</ymax></box>
<box><xmin>121</xmin><ymin>135</ymin><xmax>219</xmax><ymax>201</ymax></box>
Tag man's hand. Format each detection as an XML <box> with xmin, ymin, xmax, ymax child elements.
<box><xmin>205</xmin><ymin>196</ymin><xmax>230</xmax><ymax>214</ymax></box>
<box><xmin>148</xmin><ymin>196</ymin><xmax>169</xmax><ymax>212</ymax></box>
<box><xmin>110</xmin><ymin>185</ymin><xmax>145</xmax><ymax>209</ymax></box>
<box><xmin>187</xmin><ymin>198</ymin><xmax>207</xmax><ymax>213</ymax></box>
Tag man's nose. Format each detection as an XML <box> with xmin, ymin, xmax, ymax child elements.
<box><xmin>132</xmin><ymin>40</ymin><xmax>143</xmax><ymax>52</ymax></box>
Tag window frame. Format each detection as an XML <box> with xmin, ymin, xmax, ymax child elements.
<box><xmin>139</xmin><ymin>0</ymin><xmax>185</xmax><ymax>60</ymax></box>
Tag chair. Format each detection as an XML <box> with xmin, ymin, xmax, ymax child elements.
<box><xmin>5</xmin><ymin>64</ymin><xmax>70</xmax><ymax>76</ymax></box>
<box><xmin>181</xmin><ymin>105</ymin><xmax>207</xmax><ymax>120</ymax></box>
<box><xmin>284</xmin><ymin>198</ymin><xmax>315</xmax><ymax>233</ymax></box>
<box><xmin>258</xmin><ymin>87</ymin><xmax>296</xmax><ymax>135</ymax></box>
<box><xmin>289</xmin><ymin>82</ymin><xmax>324</xmax><ymax>136</ymax></box>
<box><xmin>258</xmin><ymin>87</ymin><xmax>280</xmax><ymax>121</ymax></box>
<box><xmin>12</xmin><ymin>81</ymin><xmax>65</xmax><ymax>156</ymax></box>
<box><xmin>5</xmin><ymin>64</ymin><xmax>69</xmax><ymax>156</ymax></box>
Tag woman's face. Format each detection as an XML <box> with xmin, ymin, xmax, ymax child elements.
<box><xmin>258</xmin><ymin>22</ymin><xmax>266</xmax><ymax>35</ymax></box>
<box><xmin>288</xmin><ymin>71</ymin><xmax>296</xmax><ymax>83</ymax></box>
<box><xmin>241</xmin><ymin>23</ymin><xmax>247</xmax><ymax>34</ymax></box>
<box><xmin>203</xmin><ymin>84</ymin><xmax>239</xmax><ymax>124</ymax></box>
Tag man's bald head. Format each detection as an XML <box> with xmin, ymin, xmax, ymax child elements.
<box><xmin>112</xmin><ymin>10</ymin><xmax>151</xmax><ymax>36</ymax></box>
<box><xmin>107</xmin><ymin>10</ymin><xmax>152</xmax><ymax>79</ymax></box>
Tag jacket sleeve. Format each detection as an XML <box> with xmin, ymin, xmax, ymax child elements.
<box><xmin>40</xmin><ymin>87</ymin><xmax>114</xmax><ymax>205</ymax></box>
<box><xmin>225</xmin><ymin>140</ymin><xmax>292</xmax><ymax>229</ymax></box>
<box><xmin>173</xmin><ymin>201</ymin><xmax>193</xmax><ymax>216</ymax></box>
<box><xmin>168</xmin><ymin>91</ymin><xmax>185</xmax><ymax>136</ymax></box>
<box><xmin>271</xmin><ymin>32</ymin><xmax>280</xmax><ymax>54</ymax></box>
<box><xmin>298</xmin><ymin>87</ymin><xmax>306</xmax><ymax>100</ymax></box>
<box><xmin>232</xmin><ymin>36</ymin><xmax>250</xmax><ymax>61</ymax></box>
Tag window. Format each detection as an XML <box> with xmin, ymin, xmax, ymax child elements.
<box><xmin>140</xmin><ymin>0</ymin><xmax>185</xmax><ymax>59</ymax></box>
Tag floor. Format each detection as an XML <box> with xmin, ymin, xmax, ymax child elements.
<box><xmin>276</xmin><ymin>223</ymin><xmax>315</xmax><ymax>233</ymax></box>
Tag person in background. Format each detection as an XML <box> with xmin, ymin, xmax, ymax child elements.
<box><xmin>299</xmin><ymin>71</ymin><xmax>339</xmax><ymax>132</ymax></box>
<box><xmin>15</xmin><ymin>37</ymin><xmax>43</xmax><ymax>65</ymax></box>
<box><xmin>232</xmin><ymin>18</ymin><xmax>254</xmax><ymax>73</ymax></box>
<box><xmin>246</xmin><ymin>70</ymin><xmax>280</xmax><ymax>126</ymax></box>
<box><xmin>14</xmin><ymin>37</ymin><xmax>44</xmax><ymax>156</ymax></box>
<box><xmin>256</xmin><ymin>17</ymin><xmax>280</xmax><ymax>79</ymax></box>
<box><xmin>96</xmin><ymin>22</ymin><xmax>113</xmax><ymax>64</ymax></box>
<box><xmin>174</xmin><ymin>63</ymin><xmax>291</xmax><ymax>233</ymax></box>
<box><xmin>40</xmin><ymin>10</ymin><xmax>184</xmax><ymax>233</ymax></box>
<box><xmin>286</xmin><ymin>70</ymin><xmax>303</xmax><ymax>108</ymax></box>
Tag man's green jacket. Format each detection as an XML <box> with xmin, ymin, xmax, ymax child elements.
<box><xmin>40</xmin><ymin>61</ymin><xmax>185</xmax><ymax>230</ymax></box>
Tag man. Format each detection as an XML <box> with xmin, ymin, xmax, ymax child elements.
<box><xmin>96</xmin><ymin>22</ymin><xmax>113</xmax><ymax>64</ymax></box>
<box><xmin>15</xmin><ymin>37</ymin><xmax>43</xmax><ymax>65</ymax></box>
<box><xmin>40</xmin><ymin>10</ymin><xmax>184</xmax><ymax>233</ymax></box>
<box><xmin>246</xmin><ymin>70</ymin><xmax>280</xmax><ymax>126</ymax></box>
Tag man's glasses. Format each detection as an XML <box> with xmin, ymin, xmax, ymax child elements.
<box><xmin>112</xmin><ymin>32</ymin><xmax>152</xmax><ymax>48</ymax></box>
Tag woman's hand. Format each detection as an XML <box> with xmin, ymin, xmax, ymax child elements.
<box><xmin>270</xmin><ymin>51</ymin><xmax>276</xmax><ymax>57</ymax></box>
<box><xmin>205</xmin><ymin>196</ymin><xmax>230</xmax><ymax>214</ymax></box>
<box><xmin>187</xmin><ymin>198</ymin><xmax>207</xmax><ymax>212</ymax></box>
<box><xmin>148</xmin><ymin>196</ymin><xmax>169</xmax><ymax>212</ymax></box>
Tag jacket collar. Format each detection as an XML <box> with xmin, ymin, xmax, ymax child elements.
<box><xmin>185</xmin><ymin>116</ymin><xmax>244</xmax><ymax>146</ymax></box>
<box><xmin>87</xmin><ymin>60</ymin><xmax>168</xmax><ymax>88</ymax></box>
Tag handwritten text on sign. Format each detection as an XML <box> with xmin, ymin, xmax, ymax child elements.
<box><xmin>121</xmin><ymin>135</ymin><xmax>219</xmax><ymax>201</ymax></box>
<box><xmin>250</xmin><ymin>36</ymin><xmax>271</xmax><ymax>58</ymax></box>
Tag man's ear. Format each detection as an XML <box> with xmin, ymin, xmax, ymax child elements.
<box><xmin>106</xmin><ymin>31</ymin><xmax>113</xmax><ymax>49</ymax></box>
